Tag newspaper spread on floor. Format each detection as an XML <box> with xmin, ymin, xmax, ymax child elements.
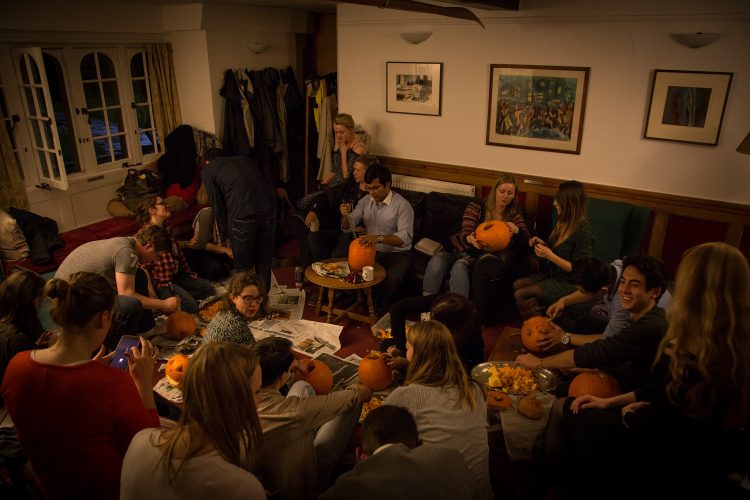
<box><xmin>249</xmin><ymin>318</ymin><xmax>343</xmax><ymax>357</ymax></box>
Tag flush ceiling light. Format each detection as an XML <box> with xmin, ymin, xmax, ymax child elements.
<box><xmin>248</xmin><ymin>41</ymin><xmax>270</xmax><ymax>54</ymax></box>
<box><xmin>400</xmin><ymin>32</ymin><xmax>432</xmax><ymax>44</ymax></box>
<box><xmin>670</xmin><ymin>32</ymin><xmax>721</xmax><ymax>48</ymax></box>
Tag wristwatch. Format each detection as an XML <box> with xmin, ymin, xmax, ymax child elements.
<box><xmin>561</xmin><ymin>333</ymin><xmax>571</xmax><ymax>346</ymax></box>
<box><xmin>377</xmin><ymin>235</ymin><xmax>384</xmax><ymax>243</ymax></box>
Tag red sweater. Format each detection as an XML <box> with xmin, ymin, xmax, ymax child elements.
<box><xmin>0</xmin><ymin>351</ymin><xmax>159</xmax><ymax>499</ymax></box>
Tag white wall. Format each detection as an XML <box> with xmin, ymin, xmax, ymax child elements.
<box><xmin>337</xmin><ymin>1</ymin><xmax>750</xmax><ymax>205</ymax></box>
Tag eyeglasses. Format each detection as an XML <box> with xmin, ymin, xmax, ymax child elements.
<box><xmin>240</xmin><ymin>295</ymin><xmax>263</xmax><ymax>304</ymax></box>
<box><xmin>365</xmin><ymin>183</ymin><xmax>384</xmax><ymax>193</ymax></box>
<box><xmin>155</xmin><ymin>200</ymin><xmax>167</xmax><ymax>206</ymax></box>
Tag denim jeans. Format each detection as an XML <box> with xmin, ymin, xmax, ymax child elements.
<box><xmin>155</xmin><ymin>271</ymin><xmax>214</xmax><ymax>313</ymax></box>
<box><xmin>230</xmin><ymin>211</ymin><xmax>277</xmax><ymax>293</ymax></box>
<box><xmin>422</xmin><ymin>250</ymin><xmax>458</xmax><ymax>295</ymax></box>
<box><xmin>449</xmin><ymin>254</ymin><xmax>475</xmax><ymax>297</ymax></box>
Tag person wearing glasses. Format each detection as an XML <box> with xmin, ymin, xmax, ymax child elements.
<box><xmin>340</xmin><ymin>164</ymin><xmax>414</xmax><ymax>307</ymax></box>
<box><xmin>204</xmin><ymin>272</ymin><xmax>267</xmax><ymax>345</ymax></box>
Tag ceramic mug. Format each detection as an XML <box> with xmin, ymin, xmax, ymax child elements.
<box><xmin>362</xmin><ymin>265</ymin><xmax>374</xmax><ymax>281</ymax></box>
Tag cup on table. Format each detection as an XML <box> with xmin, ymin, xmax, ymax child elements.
<box><xmin>362</xmin><ymin>266</ymin><xmax>374</xmax><ymax>281</ymax></box>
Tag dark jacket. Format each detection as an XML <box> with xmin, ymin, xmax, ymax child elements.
<box><xmin>220</xmin><ymin>70</ymin><xmax>252</xmax><ymax>157</ymax></box>
<box><xmin>156</xmin><ymin>124</ymin><xmax>196</xmax><ymax>189</ymax></box>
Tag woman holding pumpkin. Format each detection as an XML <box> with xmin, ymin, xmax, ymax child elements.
<box><xmin>121</xmin><ymin>342</ymin><xmax>266</xmax><ymax>499</ymax></box>
<box><xmin>204</xmin><ymin>272</ymin><xmax>267</xmax><ymax>346</ymax></box>
<box><xmin>384</xmin><ymin>321</ymin><xmax>492</xmax><ymax>499</ymax></box>
<box><xmin>512</xmin><ymin>180</ymin><xmax>592</xmax><ymax>318</ymax></box>
<box><xmin>539</xmin><ymin>242</ymin><xmax>750</xmax><ymax>497</ymax></box>
<box><xmin>422</xmin><ymin>173</ymin><xmax>530</xmax><ymax>297</ymax></box>
<box><xmin>0</xmin><ymin>271</ymin><xmax>159</xmax><ymax>499</ymax></box>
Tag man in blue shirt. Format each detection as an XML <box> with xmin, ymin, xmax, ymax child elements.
<box><xmin>341</xmin><ymin>165</ymin><xmax>414</xmax><ymax>307</ymax></box>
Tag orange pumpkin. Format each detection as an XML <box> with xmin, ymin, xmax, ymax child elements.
<box><xmin>166</xmin><ymin>311</ymin><xmax>196</xmax><ymax>340</ymax></box>
<box><xmin>294</xmin><ymin>359</ymin><xmax>334</xmax><ymax>395</ymax></box>
<box><xmin>358</xmin><ymin>351</ymin><xmax>393</xmax><ymax>391</ymax></box>
<box><xmin>521</xmin><ymin>316</ymin><xmax>552</xmax><ymax>353</ymax></box>
<box><xmin>568</xmin><ymin>371</ymin><xmax>622</xmax><ymax>398</ymax></box>
<box><xmin>348</xmin><ymin>237</ymin><xmax>376</xmax><ymax>272</ymax></box>
<box><xmin>165</xmin><ymin>354</ymin><xmax>189</xmax><ymax>388</ymax></box>
<box><xmin>487</xmin><ymin>391</ymin><xmax>512</xmax><ymax>411</ymax></box>
<box><xmin>474</xmin><ymin>220</ymin><xmax>511</xmax><ymax>252</ymax></box>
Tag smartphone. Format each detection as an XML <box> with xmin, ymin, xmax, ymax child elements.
<box><xmin>109</xmin><ymin>335</ymin><xmax>140</xmax><ymax>371</ymax></box>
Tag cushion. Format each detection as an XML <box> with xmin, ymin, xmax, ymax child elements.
<box><xmin>0</xmin><ymin>209</ymin><xmax>30</xmax><ymax>261</ymax></box>
<box><xmin>420</xmin><ymin>192</ymin><xmax>479</xmax><ymax>248</ymax></box>
<box><xmin>107</xmin><ymin>198</ymin><xmax>134</xmax><ymax>218</ymax></box>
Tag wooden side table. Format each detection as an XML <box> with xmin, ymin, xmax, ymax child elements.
<box><xmin>304</xmin><ymin>259</ymin><xmax>386</xmax><ymax>325</ymax></box>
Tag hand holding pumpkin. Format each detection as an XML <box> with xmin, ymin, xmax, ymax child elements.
<box><xmin>570</xmin><ymin>394</ymin><xmax>610</xmax><ymax>414</ymax></box>
<box><xmin>536</xmin><ymin>322</ymin><xmax>566</xmax><ymax>351</ymax></box>
<box><xmin>386</xmin><ymin>355</ymin><xmax>409</xmax><ymax>370</ymax></box>
<box><xmin>466</xmin><ymin>233</ymin><xmax>483</xmax><ymax>250</ymax></box>
<box><xmin>546</xmin><ymin>299</ymin><xmax>566</xmax><ymax>319</ymax></box>
<box><xmin>505</xmin><ymin>221</ymin><xmax>519</xmax><ymax>235</ymax></box>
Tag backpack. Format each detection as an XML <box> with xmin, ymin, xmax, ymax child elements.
<box><xmin>116</xmin><ymin>168</ymin><xmax>163</xmax><ymax>211</ymax></box>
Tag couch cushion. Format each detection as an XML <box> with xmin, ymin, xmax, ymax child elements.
<box><xmin>420</xmin><ymin>192</ymin><xmax>479</xmax><ymax>248</ymax></box>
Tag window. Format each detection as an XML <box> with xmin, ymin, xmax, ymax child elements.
<box><xmin>129</xmin><ymin>51</ymin><xmax>159</xmax><ymax>156</ymax></box>
<box><xmin>0</xmin><ymin>74</ymin><xmax>24</xmax><ymax>180</ymax></box>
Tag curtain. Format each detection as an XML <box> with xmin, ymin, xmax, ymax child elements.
<box><xmin>148</xmin><ymin>43</ymin><xmax>182</xmax><ymax>143</ymax></box>
<box><xmin>0</xmin><ymin>122</ymin><xmax>28</xmax><ymax>211</ymax></box>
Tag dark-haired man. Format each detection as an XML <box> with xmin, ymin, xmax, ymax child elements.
<box><xmin>516</xmin><ymin>255</ymin><xmax>669</xmax><ymax>391</ymax></box>
<box><xmin>320</xmin><ymin>405</ymin><xmax>478</xmax><ymax>500</ymax></box>
<box><xmin>250</xmin><ymin>337</ymin><xmax>371</xmax><ymax>499</ymax></box>
<box><xmin>340</xmin><ymin>164</ymin><xmax>414</xmax><ymax>306</ymax></box>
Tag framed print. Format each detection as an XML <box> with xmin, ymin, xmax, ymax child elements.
<box><xmin>644</xmin><ymin>70</ymin><xmax>733</xmax><ymax>146</ymax></box>
<box><xmin>386</xmin><ymin>62</ymin><xmax>443</xmax><ymax>116</ymax></box>
<box><xmin>486</xmin><ymin>64</ymin><xmax>590</xmax><ymax>154</ymax></box>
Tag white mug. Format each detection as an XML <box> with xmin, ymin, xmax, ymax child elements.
<box><xmin>362</xmin><ymin>265</ymin><xmax>374</xmax><ymax>281</ymax></box>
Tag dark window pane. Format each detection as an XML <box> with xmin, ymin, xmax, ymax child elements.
<box><xmin>5</xmin><ymin>122</ymin><xmax>16</xmax><ymax>148</ymax></box>
<box><xmin>35</xmin><ymin>87</ymin><xmax>47</xmax><ymax>116</ymax></box>
<box><xmin>94</xmin><ymin>138</ymin><xmax>111</xmax><ymax>164</ymax></box>
<box><xmin>141</xmin><ymin>131</ymin><xmax>155</xmax><ymax>155</ymax></box>
<box><xmin>19</xmin><ymin>55</ymin><xmax>29</xmax><ymax>84</ymax></box>
<box><xmin>31</xmin><ymin>119</ymin><xmax>42</xmax><ymax>146</ymax></box>
<box><xmin>80</xmin><ymin>53</ymin><xmax>97</xmax><ymax>80</ymax></box>
<box><xmin>112</xmin><ymin>134</ymin><xmax>128</xmax><ymax>160</ymax></box>
<box><xmin>30</xmin><ymin>58</ymin><xmax>41</xmax><ymax>84</ymax></box>
<box><xmin>107</xmin><ymin>108</ymin><xmax>123</xmax><ymax>134</ymax></box>
<box><xmin>0</xmin><ymin>90</ymin><xmax>8</xmax><ymax>117</ymax></box>
<box><xmin>83</xmin><ymin>82</ymin><xmax>102</xmax><ymax>109</ymax></box>
<box><xmin>98</xmin><ymin>53</ymin><xmax>115</xmax><ymax>79</ymax></box>
<box><xmin>43</xmin><ymin>120</ymin><xmax>54</xmax><ymax>149</ymax></box>
<box><xmin>102</xmin><ymin>80</ymin><xmax>120</xmax><ymax>107</ymax></box>
<box><xmin>88</xmin><ymin>110</ymin><xmax>105</xmax><ymax>138</ymax></box>
<box><xmin>49</xmin><ymin>152</ymin><xmax>60</xmax><ymax>180</ymax></box>
<box><xmin>132</xmin><ymin>80</ymin><xmax>147</xmax><ymax>104</ymax></box>
<box><xmin>130</xmin><ymin>53</ymin><xmax>145</xmax><ymax>78</ymax></box>
<box><xmin>135</xmin><ymin>105</ymin><xmax>151</xmax><ymax>129</ymax></box>
<box><xmin>37</xmin><ymin>149</ymin><xmax>49</xmax><ymax>178</ymax></box>
<box><xmin>24</xmin><ymin>87</ymin><xmax>36</xmax><ymax>116</ymax></box>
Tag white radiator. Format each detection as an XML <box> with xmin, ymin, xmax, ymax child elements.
<box><xmin>392</xmin><ymin>174</ymin><xmax>476</xmax><ymax>197</ymax></box>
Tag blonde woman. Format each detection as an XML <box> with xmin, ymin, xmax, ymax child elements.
<box><xmin>383</xmin><ymin>321</ymin><xmax>492</xmax><ymax>499</ymax></box>
<box><xmin>323</xmin><ymin>113</ymin><xmax>367</xmax><ymax>187</ymax></box>
<box><xmin>121</xmin><ymin>342</ymin><xmax>265</xmax><ymax>499</ymax></box>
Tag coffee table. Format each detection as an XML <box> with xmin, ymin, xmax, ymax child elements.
<box><xmin>304</xmin><ymin>259</ymin><xmax>386</xmax><ymax>325</ymax></box>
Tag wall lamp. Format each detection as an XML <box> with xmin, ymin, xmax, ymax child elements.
<box><xmin>400</xmin><ymin>32</ymin><xmax>432</xmax><ymax>45</ymax></box>
<box><xmin>737</xmin><ymin>132</ymin><xmax>750</xmax><ymax>155</ymax></box>
<box><xmin>670</xmin><ymin>32</ymin><xmax>721</xmax><ymax>49</ymax></box>
<box><xmin>248</xmin><ymin>41</ymin><xmax>270</xmax><ymax>54</ymax></box>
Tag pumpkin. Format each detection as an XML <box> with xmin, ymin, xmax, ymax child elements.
<box><xmin>358</xmin><ymin>351</ymin><xmax>393</xmax><ymax>391</ymax></box>
<box><xmin>521</xmin><ymin>316</ymin><xmax>552</xmax><ymax>353</ymax></box>
<box><xmin>348</xmin><ymin>237</ymin><xmax>376</xmax><ymax>272</ymax></box>
<box><xmin>487</xmin><ymin>390</ymin><xmax>512</xmax><ymax>411</ymax></box>
<box><xmin>166</xmin><ymin>311</ymin><xmax>196</xmax><ymax>340</ymax></box>
<box><xmin>474</xmin><ymin>220</ymin><xmax>511</xmax><ymax>252</ymax></box>
<box><xmin>568</xmin><ymin>371</ymin><xmax>622</xmax><ymax>398</ymax></box>
<box><xmin>165</xmin><ymin>354</ymin><xmax>189</xmax><ymax>388</ymax></box>
<box><xmin>294</xmin><ymin>359</ymin><xmax>334</xmax><ymax>395</ymax></box>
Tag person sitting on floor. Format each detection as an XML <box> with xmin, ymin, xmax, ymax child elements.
<box><xmin>516</xmin><ymin>255</ymin><xmax>669</xmax><ymax>392</ymax></box>
<box><xmin>384</xmin><ymin>320</ymin><xmax>493</xmax><ymax>499</ymax></box>
<box><xmin>1</xmin><ymin>271</ymin><xmax>159</xmax><ymax>499</ymax></box>
<box><xmin>135</xmin><ymin>194</ymin><xmax>214</xmax><ymax>314</ymax></box>
<box><xmin>204</xmin><ymin>272</ymin><xmax>267</xmax><ymax>346</ymax></box>
<box><xmin>54</xmin><ymin>224</ymin><xmax>177</xmax><ymax>348</ymax></box>
<box><xmin>250</xmin><ymin>337</ymin><xmax>371</xmax><ymax>499</ymax></box>
<box><xmin>340</xmin><ymin>164</ymin><xmax>414</xmax><ymax>308</ymax></box>
<box><xmin>120</xmin><ymin>342</ymin><xmax>266</xmax><ymax>499</ymax></box>
<box><xmin>320</xmin><ymin>405</ymin><xmax>477</xmax><ymax>500</ymax></box>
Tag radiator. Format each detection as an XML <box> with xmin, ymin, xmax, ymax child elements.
<box><xmin>391</xmin><ymin>174</ymin><xmax>476</xmax><ymax>197</ymax></box>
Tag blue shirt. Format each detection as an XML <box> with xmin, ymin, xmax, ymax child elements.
<box><xmin>350</xmin><ymin>189</ymin><xmax>414</xmax><ymax>253</ymax></box>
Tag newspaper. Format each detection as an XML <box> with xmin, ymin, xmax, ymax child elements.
<box><xmin>249</xmin><ymin>318</ymin><xmax>343</xmax><ymax>356</ymax></box>
<box><xmin>153</xmin><ymin>376</ymin><xmax>184</xmax><ymax>405</ymax></box>
<box><xmin>313</xmin><ymin>352</ymin><xmax>360</xmax><ymax>390</ymax></box>
<box><xmin>267</xmin><ymin>288</ymin><xmax>306</xmax><ymax>321</ymax></box>
<box><xmin>370</xmin><ymin>312</ymin><xmax>418</xmax><ymax>342</ymax></box>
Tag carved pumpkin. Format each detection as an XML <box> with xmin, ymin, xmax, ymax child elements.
<box><xmin>358</xmin><ymin>351</ymin><xmax>393</xmax><ymax>391</ymax></box>
<box><xmin>568</xmin><ymin>371</ymin><xmax>622</xmax><ymax>398</ymax></box>
<box><xmin>166</xmin><ymin>311</ymin><xmax>196</xmax><ymax>340</ymax></box>
<box><xmin>348</xmin><ymin>237</ymin><xmax>376</xmax><ymax>272</ymax></box>
<box><xmin>521</xmin><ymin>316</ymin><xmax>552</xmax><ymax>353</ymax></box>
<box><xmin>165</xmin><ymin>354</ymin><xmax>189</xmax><ymax>388</ymax></box>
<box><xmin>487</xmin><ymin>390</ymin><xmax>512</xmax><ymax>411</ymax></box>
<box><xmin>474</xmin><ymin>220</ymin><xmax>511</xmax><ymax>252</ymax></box>
<box><xmin>294</xmin><ymin>359</ymin><xmax>334</xmax><ymax>395</ymax></box>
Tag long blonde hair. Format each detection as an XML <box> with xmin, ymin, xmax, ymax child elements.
<box><xmin>156</xmin><ymin>342</ymin><xmax>263</xmax><ymax>483</ymax></box>
<box><xmin>548</xmin><ymin>180</ymin><xmax>587</xmax><ymax>246</ymax></box>
<box><xmin>484</xmin><ymin>173</ymin><xmax>519</xmax><ymax>222</ymax></box>
<box><xmin>655</xmin><ymin>242</ymin><xmax>750</xmax><ymax>430</ymax></box>
<box><xmin>405</xmin><ymin>320</ymin><xmax>479</xmax><ymax>410</ymax></box>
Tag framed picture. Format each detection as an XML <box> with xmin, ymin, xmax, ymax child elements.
<box><xmin>644</xmin><ymin>70</ymin><xmax>733</xmax><ymax>146</ymax></box>
<box><xmin>486</xmin><ymin>64</ymin><xmax>590</xmax><ymax>154</ymax></box>
<box><xmin>386</xmin><ymin>62</ymin><xmax>443</xmax><ymax>116</ymax></box>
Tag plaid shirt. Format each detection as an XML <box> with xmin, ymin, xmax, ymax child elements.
<box><xmin>142</xmin><ymin>250</ymin><xmax>196</xmax><ymax>290</ymax></box>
